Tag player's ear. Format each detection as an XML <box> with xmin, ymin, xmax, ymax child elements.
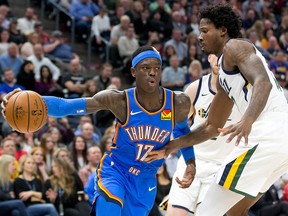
<box><xmin>131</xmin><ymin>67</ymin><xmax>136</xmax><ymax>77</ymax></box>
<box><xmin>220</xmin><ymin>26</ymin><xmax>227</xmax><ymax>37</ymax></box>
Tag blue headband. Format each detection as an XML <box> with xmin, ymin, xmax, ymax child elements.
<box><xmin>132</xmin><ymin>50</ymin><xmax>162</xmax><ymax>68</ymax></box>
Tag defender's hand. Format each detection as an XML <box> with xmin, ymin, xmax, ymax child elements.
<box><xmin>176</xmin><ymin>160</ymin><xmax>196</xmax><ymax>188</ymax></box>
<box><xmin>1</xmin><ymin>88</ymin><xmax>22</xmax><ymax>119</ymax></box>
<box><xmin>144</xmin><ymin>148</ymin><xmax>167</xmax><ymax>163</ymax></box>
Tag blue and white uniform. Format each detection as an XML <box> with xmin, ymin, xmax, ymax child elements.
<box><xmin>95</xmin><ymin>87</ymin><xmax>175</xmax><ymax>215</ymax></box>
<box><xmin>169</xmin><ymin>74</ymin><xmax>241</xmax><ymax>214</ymax></box>
<box><xmin>216</xmin><ymin>44</ymin><xmax>288</xmax><ymax>198</ymax></box>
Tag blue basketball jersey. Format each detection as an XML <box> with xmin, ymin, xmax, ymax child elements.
<box><xmin>111</xmin><ymin>87</ymin><xmax>174</xmax><ymax>175</ymax></box>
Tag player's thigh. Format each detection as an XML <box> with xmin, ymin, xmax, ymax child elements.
<box><xmin>226</xmin><ymin>194</ymin><xmax>262</xmax><ymax>216</ymax></box>
<box><xmin>95</xmin><ymin>195</ymin><xmax>122</xmax><ymax>216</ymax></box>
<box><xmin>167</xmin><ymin>204</ymin><xmax>192</xmax><ymax>216</ymax></box>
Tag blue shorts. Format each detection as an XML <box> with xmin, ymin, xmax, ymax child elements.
<box><xmin>94</xmin><ymin>153</ymin><xmax>157</xmax><ymax>215</ymax></box>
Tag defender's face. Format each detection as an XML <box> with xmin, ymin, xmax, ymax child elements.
<box><xmin>199</xmin><ymin>19</ymin><xmax>223</xmax><ymax>56</ymax></box>
<box><xmin>132</xmin><ymin>58</ymin><xmax>162</xmax><ymax>92</ymax></box>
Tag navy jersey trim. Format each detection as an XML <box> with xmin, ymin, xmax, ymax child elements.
<box><xmin>219</xmin><ymin>54</ymin><xmax>240</xmax><ymax>75</ymax></box>
<box><xmin>208</xmin><ymin>74</ymin><xmax>216</xmax><ymax>95</ymax></box>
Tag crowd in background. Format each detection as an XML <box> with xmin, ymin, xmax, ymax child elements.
<box><xmin>1</xmin><ymin>0</ymin><xmax>288</xmax><ymax>215</ymax></box>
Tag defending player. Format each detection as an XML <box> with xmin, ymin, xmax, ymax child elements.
<box><xmin>145</xmin><ymin>4</ymin><xmax>288</xmax><ymax>216</ymax></box>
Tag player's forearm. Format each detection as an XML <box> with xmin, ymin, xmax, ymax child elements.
<box><xmin>242</xmin><ymin>81</ymin><xmax>272</xmax><ymax>124</ymax></box>
<box><xmin>167</xmin><ymin>123</ymin><xmax>218</xmax><ymax>155</ymax></box>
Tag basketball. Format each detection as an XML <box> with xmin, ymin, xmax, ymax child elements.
<box><xmin>5</xmin><ymin>91</ymin><xmax>48</xmax><ymax>133</ymax></box>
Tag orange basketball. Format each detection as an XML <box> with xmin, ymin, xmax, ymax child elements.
<box><xmin>5</xmin><ymin>91</ymin><xmax>48</xmax><ymax>133</ymax></box>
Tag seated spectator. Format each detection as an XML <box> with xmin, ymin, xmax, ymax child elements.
<box><xmin>17</xmin><ymin>7</ymin><xmax>37</xmax><ymax>36</ymax></box>
<box><xmin>133</xmin><ymin>8</ymin><xmax>151</xmax><ymax>45</ymax></box>
<box><xmin>74</xmin><ymin>115</ymin><xmax>101</xmax><ymax>138</ymax></box>
<box><xmin>30</xmin><ymin>147</ymin><xmax>49</xmax><ymax>183</ymax></box>
<box><xmin>0</xmin><ymin>29</ymin><xmax>9</xmax><ymax>55</ymax></box>
<box><xmin>20</xmin><ymin>32</ymin><xmax>41</xmax><ymax>60</ymax></box>
<box><xmin>250</xmin><ymin>184</ymin><xmax>288</xmax><ymax>216</ymax></box>
<box><xmin>16</xmin><ymin>60</ymin><xmax>35</xmax><ymax>91</ymax></box>
<box><xmin>0</xmin><ymin>43</ymin><xmax>23</xmax><ymax>76</ymax></box>
<box><xmin>8</xmin><ymin>19</ymin><xmax>26</xmax><ymax>46</ymax></box>
<box><xmin>27</xmin><ymin>44</ymin><xmax>60</xmax><ymax>82</ymax></box>
<box><xmin>161</xmin><ymin>55</ymin><xmax>186</xmax><ymax>91</ymax></box>
<box><xmin>0</xmin><ymin>68</ymin><xmax>25</xmax><ymax>101</ymax></box>
<box><xmin>162</xmin><ymin>44</ymin><xmax>176</xmax><ymax>68</ymax></box>
<box><xmin>43</xmin><ymin>30</ymin><xmax>76</xmax><ymax>62</ymax></box>
<box><xmin>78</xmin><ymin>145</ymin><xmax>102</xmax><ymax>186</ymax></box>
<box><xmin>53</xmin><ymin>147</ymin><xmax>74</xmax><ymax>170</ymax></box>
<box><xmin>7</xmin><ymin>131</ymin><xmax>28</xmax><ymax>161</ymax></box>
<box><xmin>82</xmin><ymin>79</ymin><xmax>98</xmax><ymax>97</ymax></box>
<box><xmin>149</xmin><ymin>0</ymin><xmax>171</xmax><ymax>14</ymax></box>
<box><xmin>45</xmin><ymin>158</ymin><xmax>91</xmax><ymax>216</ymax></box>
<box><xmin>268</xmin><ymin>50</ymin><xmax>288</xmax><ymax>87</ymax></box>
<box><xmin>110</xmin><ymin>15</ymin><xmax>130</xmax><ymax>45</ymax></box>
<box><xmin>185</xmin><ymin>59</ymin><xmax>203</xmax><ymax>87</ymax></box>
<box><xmin>109</xmin><ymin>5</ymin><xmax>125</xmax><ymax>27</ymax></box>
<box><xmin>61</xmin><ymin>58</ymin><xmax>86</xmax><ymax>99</ymax></box>
<box><xmin>267</xmin><ymin>36</ymin><xmax>281</xmax><ymax>55</ymax></box>
<box><xmin>0</xmin><ymin>13</ymin><xmax>9</xmax><ymax>30</ymax></box>
<box><xmin>33</xmin><ymin>21</ymin><xmax>50</xmax><ymax>45</ymax></box>
<box><xmin>99</xmin><ymin>134</ymin><xmax>113</xmax><ymax>155</ymax></box>
<box><xmin>70</xmin><ymin>135</ymin><xmax>88</xmax><ymax>172</ymax></box>
<box><xmin>75</xmin><ymin>122</ymin><xmax>100</xmax><ymax>147</ymax></box>
<box><xmin>91</xmin><ymin>6</ymin><xmax>111</xmax><ymax>46</ymax></box>
<box><xmin>0</xmin><ymin>154</ymin><xmax>30</xmax><ymax>216</ymax></box>
<box><xmin>39</xmin><ymin>133</ymin><xmax>57</xmax><ymax>174</ymax></box>
<box><xmin>93</xmin><ymin>63</ymin><xmax>112</xmax><ymax>91</ymax></box>
<box><xmin>70</xmin><ymin>0</ymin><xmax>100</xmax><ymax>42</ymax></box>
<box><xmin>13</xmin><ymin>155</ymin><xmax>59</xmax><ymax>216</ymax></box>
<box><xmin>35</xmin><ymin>65</ymin><xmax>63</xmax><ymax>96</ymax></box>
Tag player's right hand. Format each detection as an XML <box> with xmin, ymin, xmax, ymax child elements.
<box><xmin>1</xmin><ymin>88</ymin><xmax>22</xmax><ymax>119</ymax></box>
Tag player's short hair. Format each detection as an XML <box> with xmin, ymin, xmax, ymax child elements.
<box><xmin>199</xmin><ymin>4</ymin><xmax>242</xmax><ymax>39</ymax></box>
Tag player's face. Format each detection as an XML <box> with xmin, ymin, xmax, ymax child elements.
<box><xmin>199</xmin><ymin>19</ymin><xmax>225</xmax><ymax>56</ymax></box>
<box><xmin>132</xmin><ymin>58</ymin><xmax>162</xmax><ymax>93</ymax></box>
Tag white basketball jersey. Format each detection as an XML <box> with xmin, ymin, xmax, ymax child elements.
<box><xmin>191</xmin><ymin>74</ymin><xmax>241</xmax><ymax>164</ymax></box>
<box><xmin>218</xmin><ymin>44</ymin><xmax>288</xmax><ymax>115</ymax></box>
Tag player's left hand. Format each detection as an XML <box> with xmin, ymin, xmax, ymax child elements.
<box><xmin>218</xmin><ymin>120</ymin><xmax>252</xmax><ymax>146</ymax></box>
<box><xmin>176</xmin><ymin>159</ymin><xmax>196</xmax><ymax>188</ymax></box>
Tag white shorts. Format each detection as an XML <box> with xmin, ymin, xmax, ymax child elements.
<box><xmin>216</xmin><ymin>112</ymin><xmax>288</xmax><ymax>198</ymax></box>
<box><xmin>168</xmin><ymin>156</ymin><xmax>221</xmax><ymax>213</ymax></box>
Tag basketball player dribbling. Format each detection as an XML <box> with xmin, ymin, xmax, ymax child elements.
<box><xmin>2</xmin><ymin>46</ymin><xmax>196</xmax><ymax>216</ymax></box>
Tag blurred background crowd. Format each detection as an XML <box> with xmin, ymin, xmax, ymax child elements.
<box><xmin>1</xmin><ymin>0</ymin><xmax>288</xmax><ymax>215</ymax></box>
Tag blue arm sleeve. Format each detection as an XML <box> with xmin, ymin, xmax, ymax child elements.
<box><xmin>173</xmin><ymin>118</ymin><xmax>195</xmax><ymax>164</ymax></box>
<box><xmin>43</xmin><ymin>96</ymin><xmax>87</xmax><ymax>118</ymax></box>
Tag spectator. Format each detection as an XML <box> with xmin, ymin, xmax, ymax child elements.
<box><xmin>53</xmin><ymin>147</ymin><xmax>74</xmax><ymax>169</ymax></box>
<box><xmin>269</xmin><ymin>50</ymin><xmax>288</xmax><ymax>87</ymax></box>
<box><xmin>21</xmin><ymin>32</ymin><xmax>41</xmax><ymax>59</ymax></box>
<box><xmin>267</xmin><ymin>36</ymin><xmax>281</xmax><ymax>55</ymax></box>
<box><xmin>117</xmin><ymin>24</ymin><xmax>139</xmax><ymax>63</ymax></box>
<box><xmin>48</xmin><ymin>126</ymin><xmax>65</xmax><ymax>148</ymax></box>
<box><xmin>70</xmin><ymin>0</ymin><xmax>100</xmax><ymax>42</ymax></box>
<box><xmin>33</xmin><ymin>21</ymin><xmax>50</xmax><ymax>45</ymax></box>
<box><xmin>70</xmin><ymin>135</ymin><xmax>88</xmax><ymax>172</ymax></box>
<box><xmin>82</xmin><ymin>79</ymin><xmax>98</xmax><ymax>97</ymax></box>
<box><xmin>16</xmin><ymin>60</ymin><xmax>35</xmax><ymax>91</ymax></box>
<box><xmin>0</xmin><ymin>154</ymin><xmax>30</xmax><ymax>216</ymax></box>
<box><xmin>0</xmin><ymin>68</ymin><xmax>25</xmax><ymax>101</ymax></box>
<box><xmin>0</xmin><ymin>13</ymin><xmax>9</xmax><ymax>30</ymax></box>
<box><xmin>110</xmin><ymin>15</ymin><xmax>130</xmax><ymax>45</ymax></box>
<box><xmin>8</xmin><ymin>19</ymin><xmax>26</xmax><ymax>46</ymax></box>
<box><xmin>184</xmin><ymin>59</ymin><xmax>203</xmax><ymax>89</ymax></box>
<box><xmin>35</xmin><ymin>65</ymin><xmax>63</xmax><ymax>96</ymax></box>
<box><xmin>91</xmin><ymin>6</ymin><xmax>111</xmax><ymax>45</ymax></box>
<box><xmin>61</xmin><ymin>58</ymin><xmax>86</xmax><ymax>99</ymax></box>
<box><xmin>109</xmin><ymin>5</ymin><xmax>125</xmax><ymax>27</ymax></box>
<box><xmin>162</xmin><ymin>44</ymin><xmax>176</xmax><ymax>68</ymax></box>
<box><xmin>78</xmin><ymin>145</ymin><xmax>102</xmax><ymax>186</ymax></box>
<box><xmin>17</xmin><ymin>7</ymin><xmax>37</xmax><ymax>35</ymax></box>
<box><xmin>149</xmin><ymin>0</ymin><xmax>171</xmax><ymax>14</ymax></box>
<box><xmin>45</xmin><ymin>157</ymin><xmax>91</xmax><ymax>216</ymax></box>
<box><xmin>93</xmin><ymin>63</ymin><xmax>112</xmax><ymax>91</ymax></box>
<box><xmin>30</xmin><ymin>147</ymin><xmax>49</xmax><ymax>183</ymax></box>
<box><xmin>74</xmin><ymin>115</ymin><xmax>101</xmax><ymax>139</ymax></box>
<box><xmin>171</xmin><ymin>11</ymin><xmax>186</xmax><ymax>37</ymax></box>
<box><xmin>7</xmin><ymin>130</ymin><xmax>28</xmax><ymax>161</ymax></box>
<box><xmin>133</xmin><ymin>8</ymin><xmax>151</xmax><ymax>45</ymax></box>
<box><xmin>39</xmin><ymin>133</ymin><xmax>57</xmax><ymax>174</ymax></box>
<box><xmin>13</xmin><ymin>155</ymin><xmax>59</xmax><ymax>216</ymax></box>
<box><xmin>27</xmin><ymin>44</ymin><xmax>60</xmax><ymax>82</ymax></box>
<box><xmin>0</xmin><ymin>43</ymin><xmax>23</xmax><ymax>76</ymax></box>
<box><xmin>161</xmin><ymin>55</ymin><xmax>186</xmax><ymax>91</ymax></box>
<box><xmin>0</xmin><ymin>29</ymin><xmax>10</xmax><ymax>55</ymax></box>
<box><xmin>149</xmin><ymin>163</ymin><xmax>171</xmax><ymax>216</ymax></box>
<box><xmin>76</xmin><ymin>122</ymin><xmax>100</xmax><ymax>147</ymax></box>
<box><xmin>99</xmin><ymin>134</ymin><xmax>113</xmax><ymax>155</ymax></box>
<box><xmin>242</xmin><ymin>8</ymin><xmax>258</xmax><ymax>30</ymax></box>
<box><xmin>164</xmin><ymin>28</ymin><xmax>188</xmax><ymax>62</ymax></box>
<box><xmin>43</xmin><ymin>30</ymin><xmax>76</xmax><ymax>62</ymax></box>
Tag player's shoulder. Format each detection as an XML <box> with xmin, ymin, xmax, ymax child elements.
<box><xmin>173</xmin><ymin>90</ymin><xmax>191</xmax><ymax>108</ymax></box>
<box><xmin>224</xmin><ymin>38</ymin><xmax>254</xmax><ymax>54</ymax></box>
